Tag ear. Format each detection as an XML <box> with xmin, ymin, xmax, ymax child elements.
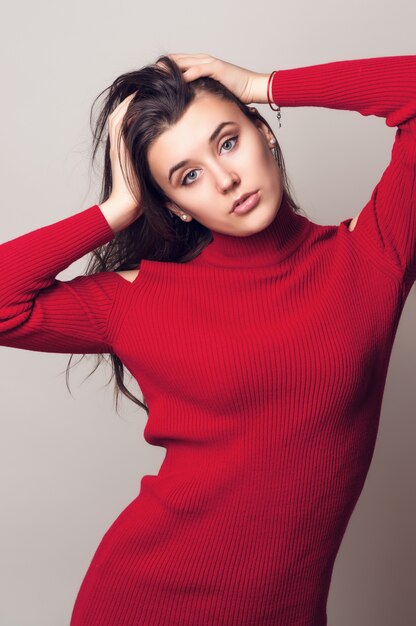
<box><xmin>254</xmin><ymin>119</ymin><xmax>275</xmax><ymax>144</ymax></box>
<box><xmin>165</xmin><ymin>201</ymin><xmax>193</xmax><ymax>222</ymax></box>
<box><xmin>166</xmin><ymin>200</ymin><xmax>181</xmax><ymax>217</ymax></box>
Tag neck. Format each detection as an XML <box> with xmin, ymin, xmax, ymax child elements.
<box><xmin>190</xmin><ymin>196</ymin><xmax>311</xmax><ymax>269</ymax></box>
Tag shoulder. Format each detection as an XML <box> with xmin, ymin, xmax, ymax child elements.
<box><xmin>347</xmin><ymin>213</ymin><xmax>360</xmax><ymax>232</ymax></box>
<box><xmin>114</xmin><ymin>269</ymin><xmax>140</xmax><ymax>283</ymax></box>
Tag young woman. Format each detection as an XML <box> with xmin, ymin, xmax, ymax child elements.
<box><xmin>0</xmin><ymin>52</ymin><xmax>415</xmax><ymax>626</ymax></box>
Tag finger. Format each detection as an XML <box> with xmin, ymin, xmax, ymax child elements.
<box><xmin>109</xmin><ymin>93</ymin><xmax>136</xmax><ymax>124</ymax></box>
<box><xmin>167</xmin><ymin>53</ymin><xmax>209</xmax><ymax>59</ymax></box>
<box><xmin>176</xmin><ymin>66</ymin><xmax>205</xmax><ymax>82</ymax></box>
<box><xmin>116</xmin><ymin>93</ymin><xmax>136</xmax><ymax>113</ymax></box>
<box><xmin>165</xmin><ymin>55</ymin><xmax>214</xmax><ymax>73</ymax></box>
<box><xmin>111</xmin><ymin>92</ymin><xmax>136</xmax><ymax>113</ymax></box>
<box><xmin>155</xmin><ymin>54</ymin><xmax>186</xmax><ymax>67</ymax></box>
<box><xmin>170</xmin><ymin>55</ymin><xmax>213</xmax><ymax>68</ymax></box>
<box><xmin>173</xmin><ymin>59</ymin><xmax>218</xmax><ymax>82</ymax></box>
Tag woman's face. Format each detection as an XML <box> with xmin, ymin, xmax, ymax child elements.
<box><xmin>147</xmin><ymin>92</ymin><xmax>284</xmax><ymax>236</ymax></box>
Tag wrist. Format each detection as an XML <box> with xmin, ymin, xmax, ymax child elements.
<box><xmin>265</xmin><ymin>71</ymin><xmax>282</xmax><ymax>127</ymax></box>
<box><xmin>98</xmin><ymin>199</ymin><xmax>140</xmax><ymax>234</ymax></box>
<box><xmin>251</xmin><ymin>73</ymin><xmax>270</xmax><ymax>104</ymax></box>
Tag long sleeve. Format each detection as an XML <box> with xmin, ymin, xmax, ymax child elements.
<box><xmin>0</xmin><ymin>204</ymin><xmax>119</xmax><ymax>354</ymax></box>
<box><xmin>271</xmin><ymin>55</ymin><xmax>416</xmax><ymax>286</ymax></box>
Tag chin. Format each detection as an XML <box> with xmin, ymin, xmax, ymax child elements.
<box><xmin>256</xmin><ymin>202</ymin><xmax>280</xmax><ymax>227</ymax></box>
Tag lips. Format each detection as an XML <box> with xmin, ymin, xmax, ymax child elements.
<box><xmin>231</xmin><ymin>191</ymin><xmax>257</xmax><ymax>212</ymax></box>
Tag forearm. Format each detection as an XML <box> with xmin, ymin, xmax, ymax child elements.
<box><xmin>0</xmin><ymin>205</ymin><xmax>114</xmax><ymax>334</ymax></box>
<box><xmin>268</xmin><ymin>55</ymin><xmax>416</xmax><ymax>127</ymax></box>
<box><xmin>98</xmin><ymin>199</ymin><xmax>140</xmax><ymax>234</ymax></box>
<box><xmin>251</xmin><ymin>73</ymin><xmax>271</xmax><ymax>104</ymax></box>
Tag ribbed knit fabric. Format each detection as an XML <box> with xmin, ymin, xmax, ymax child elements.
<box><xmin>1</xmin><ymin>56</ymin><xmax>415</xmax><ymax>626</ymax></box>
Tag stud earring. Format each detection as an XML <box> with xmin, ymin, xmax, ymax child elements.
<box><xmin>168</xmin><ymin>208</ymin><xmax>190</xmax><ymax>221</ymax></box>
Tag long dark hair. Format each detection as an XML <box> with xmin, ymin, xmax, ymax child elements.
<box><xmin>65</xmin><ymin>55</ymin><xmax>306</xmax><ymax>415</ymax></box>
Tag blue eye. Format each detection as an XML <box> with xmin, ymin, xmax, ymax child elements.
<box><xmin>181</xmin><ymin>135</ymin><xmax>239</xmax><ymax>186</ymax></box>
<box><xmin>221</xmin><ymin>136</ymin><xmax>238</xmax><ymax>152</ymax></box>
<box><xmin>182</xmin><ymin>170</ymin><xmax>198</xmax><ymax>185</ymax></box>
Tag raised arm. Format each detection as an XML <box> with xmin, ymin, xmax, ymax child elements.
<box><xmin>0</xmin><ymin>204</ymin><xmax>119</xmax><ymax>354</ymax></box>
<box><xmin>0</xmin><ymin>90</ymin><xmax>146</xmax><ymax>355</ymax></box>
<box><xmin>270</xmin><ymin>55</ymin><xmax>416</xmax><ymax>127</ymax></box>
<box><xmin>270</xmin><ymin>55</ymin><xmax>416</xmax><ymax>285</ymax></box>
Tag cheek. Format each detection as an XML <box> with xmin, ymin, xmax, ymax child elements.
<box><xmin>251</xmin><ymin>143</ymin><xmax>275</xmax><ymax>175</ymax></box>
<box><xmin>172</xmin><ymin>187</ymin><xmax>212</xmax><ymax>218</ymax></box>
<box><xmin>251</xmin><ymin>137</ymin><xmax>272</xmax><ymax>164</ymax></box>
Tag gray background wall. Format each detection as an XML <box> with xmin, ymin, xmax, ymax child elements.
<box><xmin>0</xmin><ymin>1</ymin><xmax>415</xmax><ymax>624</ymax></box>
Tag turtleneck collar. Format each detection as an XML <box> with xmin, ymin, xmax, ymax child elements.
<box><xmin>189</xmin><ymin>195</ymin><xmax>312</xmax><ymax>269</ymax></box>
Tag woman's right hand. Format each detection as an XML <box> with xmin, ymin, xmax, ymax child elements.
<box><xmin>100</xmin><ymin>93</ymin><xmax>143</xmax><ymax>232</ymax></box>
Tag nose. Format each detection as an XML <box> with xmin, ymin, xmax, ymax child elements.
<box><xmin>213</xmin><ymin>163</ymin><xmax>240</xmax><ymax>193</ymax></box>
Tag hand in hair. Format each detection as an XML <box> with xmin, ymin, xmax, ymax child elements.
<box><xmin>100</xmin><ymin>93</ymin><xmax>143</xmax><ymax>232</ymax></box>
<box><xmin>161</xmin><ymin>53</ymin><xmax>270</xmax><ymax>105</ymax></box>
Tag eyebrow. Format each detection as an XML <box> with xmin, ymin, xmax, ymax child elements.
<box><xmin>168</xmin><ymin>121</ymin><xmax>236</xmax><ymax>183</ymax></box>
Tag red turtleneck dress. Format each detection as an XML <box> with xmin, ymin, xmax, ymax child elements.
<box><xmin>0</xmin><ymin>56</ymin><xmax>415</xmax><ymax>626</ymax></box>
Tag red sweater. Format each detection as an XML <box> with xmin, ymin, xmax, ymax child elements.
<box><xmin>1</xmin><ymin>55</ymin><xmax>415</xmax><ymax>626</ymax></box>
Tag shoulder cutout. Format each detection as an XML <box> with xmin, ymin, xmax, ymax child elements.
<box><xmin>347</xmin><ymin>213</ymin><xmax>360</xmax><ymax>232</ymax></box>
<box><xmin>115</xmin><ymin>269</ymin><xmax>140</xmax><ymax>283</ymax></box>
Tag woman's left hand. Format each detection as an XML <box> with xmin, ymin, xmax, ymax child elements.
<box><xmin>159</xmin><ymin>53</ymin><xmax>270</xmax><ymax>105</ymax></box>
